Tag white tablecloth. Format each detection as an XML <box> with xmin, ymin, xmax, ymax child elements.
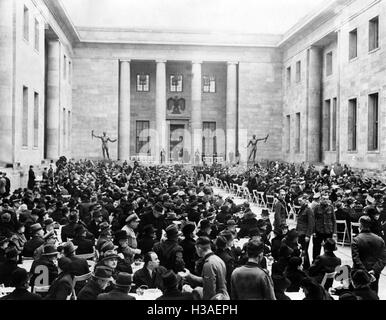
<box><xmin>129</xmin><ymin>289</ymin><xmax>162</xmax><ymax>300</ymax></box>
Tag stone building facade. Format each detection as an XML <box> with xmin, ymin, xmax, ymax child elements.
<box><xmin>1</xmin><ymin>0</ymin><xmax>385</xmax><ymax>169</ymax></box>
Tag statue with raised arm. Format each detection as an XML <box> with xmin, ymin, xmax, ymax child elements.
<box><xmin>247</xmin><ymin>134</ymin><xmax>269</xmax><ymax>162</ymax></box>
<box><xmin>91</xmin><ymin>130</ymin><xmax>117</xmax><ymax>160</ymax></box>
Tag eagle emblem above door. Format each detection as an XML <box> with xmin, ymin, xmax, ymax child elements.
<box><xmin>167</xmin><ymin>96</ymin><xmax>186</xmax><ymax>114</ymax></box>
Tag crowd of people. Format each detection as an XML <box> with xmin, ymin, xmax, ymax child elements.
<box><xmin>0</xmin><ymin>158</ymin><xmax>386</xmax><ymax>300</ymax></box>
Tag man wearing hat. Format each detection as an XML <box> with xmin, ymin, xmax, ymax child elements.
<box><xmin>61</xmin><ymin>211</ymin><xmax>80</xmax><ymax>242</ymax></box>
<box><xmin>215</xmin><ymin>233</ymin><xmax>236</xmax><ymax>294</ymax></box>
<box><xmin>351</xmin><ymin>269</ymin><xmax>379</xmax><ymax>300</ymax></box>
<box><xmin>351</xmin><ymin>216</ymin><xmax>386</xmax><ymax>294</ymax></box>
<box><xmin>114</xmin><ymin>231</ymin><xmax>134</xmax><ymax>274</ymax></box>
<box><xmin>153</xmin><ymin>224</ymin><xmax>185</xmax><ymax>273</ymax></box>
<box><xmin>308</xmin><ymin>238</ymin><xmax>341</xmax><ymax>288</ymax></box>
<box><xmin>0</xmin><ymin>247</ymin><xmax>23</xmax><ymax>287</ymax></box>
<box><xmin>44</xmin><ymin>257</ymin><xmax>74</xmax><ymax>300</ymax></box>
<box><xmin>231</xmin><ymin>240</ymin><xmax>275</xmax><ymax>300</ymax></box>
<box><xmin>29</xmin><ymin>244</ymin><xmax>59</xmax><ymax>292</ymax></box>
<box><xmin>73</xmin><ymin>224</ymin><xmax>95</xmax><ymax>255</ymax></box>
<box><xmin>87</xmin><ymin>207</ymin><xmax>104</xmax><ymax>238</ymax></box>
<box><xmin>196</xmin><ymin>219</ymin><xmax>212</xmax><ymax>238</ymax></box>
<box><xmin>97</xmin><ymin>272</ymin><xmax>136</xmax><ymax>300</ymax></box>
<box><xmin>22</xmin><ymin>223</ymin><xmax>45</xmax><ymax>258</ymax></box>
<box><xmin>138</xmin><ymin>224</ymin><xmax>157</xmax><ymax>255</ymax></box>
<box><xmin>0</xmin><ymin>268</ymin><xmax>42</xmax><ymax>300</ymax></box>
<box><xmin>78</xmin><ymin>266</ymin><xmax>114</xmax><ymax>300</ymax></box>
<box><xmin>156</xmin><ymin>270</ymin><xmax>193</xmax><ymax>300</ymax></box>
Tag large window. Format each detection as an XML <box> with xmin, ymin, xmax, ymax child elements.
<box><xmin>295</xmin><ymin>113</ymin><xmax>300</xmax><ymax>153</ymax></box>
<box><xmin>326</xmin><ymin>51</ymin><xmax>333</xmax><ymax>76</ymax></box>
<box><xmin>369</xmin><ymin>16</ymin><xmax>379</xmax><ymax>52</ymax></box>
<box><xmin>22</xmin><ymin>87</ymin><xmax>28</xmax><ymax>147</ymax></box>
<box><xmin>323</xmin><ymin>100</ymin><xmax>331</xmax><ymax>151</ymax></box>
<box><xmin>170</xmin><ymin>75</ymin><xmax>183</xmax><ymax>92</ymax></box>
<box><xmin>295</xmin><ymin>61</ymin><xmax>301</xmax><ymax>83</ymax></box>
<box><xmin>202</xmin><ymin>122</ymin><xmax>217</xmax><ymax>156</ymax></box>
<box><xmin>136</xmin><ymin>74</ymin><xmax>150</xmax><ymax>92</ymax></box>
<box><xmin>332</xmin><ymin>98</ymin><xmax>337</xmax><ymax>151</ymax></box>
<box><xmin>368</xmin><ymin>93</ymin><xmax>379</xmax><ymax>151</ymax></box>
<box><xmin>23</xmin><ymin>6</ymin><xmax>29</xmax><ymax>41</ymax></box>
<box><xmin>349</xmin><ymin>28</ymin><xmax>358</xmax><ymax>60</ymax></box>
<box><xmin>203</xmin><ymin>75</ymin><xmax>216</xmax><ymax>93</ymax></box>
<box><xmin>348</xmin><ymin>98</ymin><xmax>357</xmax><ymax>151</ymax></box>
<box><xmin>136</xmin><ymin>121</ymin><xmax>150</xmax><ymax>154</ymax></box>
<box><xmin>33</xmin><ymin>92</ymin><xmax>39</xmax><ymax>147</ymax></box>
<box><xmin>34</xmin><ymin>19</ymin><xmax>39</xmax><ymax>51</ymax></box>
<box><xmin>286</xmin><ymin>115</ymin><xmax>290</xmax><ymax>153</ymax></box>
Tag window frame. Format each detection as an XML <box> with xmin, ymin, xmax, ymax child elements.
<box><xmin>348</xmin><ymin>98</ymin><xmax>358</xmax><ymax>152</ymax></box>
<box><xmin>136</xmin><ymin>74</ymin><xmax>150</xmax><ymax>92</ymax></box>
<box><xmin>203</xmin><ymin>75</ymin><xmax>216</xmax><ymax>93</ymax></box>
<box><xmin>368</xmin><ymin>92</ymin><xmax>379</xmax><ymax>151</ymax></box>
<box><xmin>170</xmin><ymin>74</ymin><xmax>183</xmax><ymax>93</ymax></box>
<box><xmin>326</xmin><ymin>51</ymin><xmax>333</xmax><ymax>76</ymax></box>
<box><xmin>369</xmin><ymin>16</ymin><xmax>380</xmax><ymax>52</ymax></box>
<box><xmin>349</xmin><ymin>28</ymin><xmax>358</xmax><ymax>60</ymax></box>
<box><xmin>23</xmin><ymin>5</ymin><xmax>29</xmax><ymax>42</ymax></box>
<box><xmin>136</xmin><ymin>120</ymin><xmax>151</xmax><ymax>154</ymax></box>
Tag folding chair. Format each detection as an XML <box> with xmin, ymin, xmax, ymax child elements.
<box><xmin>253</xmin><ymin>190</ymin><xmax>266</xmax><ymax>208</ymax></box>
<box><xmin>235</xmin><ymin>185</ymin><xmax>243</xmax><ymax>198</ymax></box>
<box><xmin>243</xmin><ymin>187</ymin><xmax>253</xmax><ymax>202</ymax></box>
<box><xmin>336</xmin><ymin>220</ymin><xmax>349</xmax><ymax>247</ymax></box>
<box><xmin>71</xmin><ymin>272</ymin><xmax>92</xmax><ymax>300</ymax></box>
<box><xmin>266</xmin><ymin>195</ymin><xmax>276</xmax><ymax>212</ymax></box>
<box><xmin>287</xmin><ymin>203</ymin><xmax>296</xmax><ymax>222</ymax></box>
<box><xmin>350</xmin><ymin>222</ymin><xmax>360</xmax><ymax>243</ymax></box>
<box><xmin>223</xmin><ymin>181</ymin><xmax>230</xmax><ymax>193</ymax></box>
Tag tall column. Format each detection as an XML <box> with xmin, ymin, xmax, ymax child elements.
<box><xmin>191</xmin><ymin>61</ymin><xmax>202</xmax><ymax>164</ymax></box>
<box><xmin>119</xmin><ymin>60</ymin><xmax>131</xmax><ymax>160</ymax></box>
<box><xmin>306</xmin><ymin>47</ymin><xmax>322</xmax><ymax>163</ymax></box>
<box><xmin>226</xmin><ymin>62</ymin><xmax>238</xmax><ymax>163</ymax></box>
<box><xmin>155</xmin><ymin>60</ymin><xmax>167</xmax><ymax>163</ymax></box>
<box><xmin>46</xmin><ymin>40</ymin><xmax>61</xmax><ymax>160</ymax></box>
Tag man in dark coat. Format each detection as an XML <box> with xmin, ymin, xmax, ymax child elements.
<box><xmin>351</xmin><ymin>216</ymin><xmax>386</xmax><ymax>294</ymax></box>
<box><xmin>27</xmin><ymin>166</ymin><xmax>36</xmax><ymax>190</ymax></box>
<box><xmin>0</xmin><ymin>248</ymin><xmax>23</xmax><ymax>287</ymax></box>
<box><xmin>274</xmin><ymin>190</ymin><xmax>287</xmax><ymax>232</ymax></box>
<box><xmin>78</xmin><ymin>266</ymin><xmax>113</xmax><ymax>300</ymax></box>
<box><xmin>133</xmin><ymin>251</ymin><xmax>167</xmax><ymax>290</ymax></box>
<box><xmin>97</xmin><ymin>272</ymin><xmax>136</xmax><ymax>300</ymax></box>
<box><xmin>44</xmin><ymin>257</ymin><xmax>74</xmax><ymax>300</ymax></box>
<box><xmin>153</xmin><ymin>224</ymin><xmax>185</xmax><ymax>272</ymax></box>
<box><xmin>156</xmin><ymin>270</ymin><xmax>193</xmax><ymax>300</ymax></box>
<box><xmin>215</xmin><ymin>234</ymin><xmax>235</xmax><ymax>294</ymax></box>
<box><xmin>22</xmin><ymin>223</ymin><xmax>45</xmax><ymax>258</ymax></box>
<box><xmin>0</xmin><ymin>268</ymin><xmax>42</xmax><ymax>300</ymax></box>
<box><xmin>309</xmin><ymin>238</ymin><xmax>341</xmax><ymax>288</ymax></box>
<box><xmin>351</xmin><ymin>269</ymin><xmax>379</xmax><ymax>300</ymax></box>
<box><xmin>296</xmin><ymin>194</ymin><xmax>314</xmax><ymax>269</ymax></box>
<box><xmin>179</xmin><ymin>222</ymin><xmax>197</xmax><ymax>273</ymax></box>
<box><xmin>138</xmin><ymin>203</ymin><xmax>166</xmax><ymax>241</ymax></box>
<box><xmin>73</xmin><ymin>225</ymin><xmax>94</xmax><ymax>255</ymax></box>
<box><xmin>29</xmin><ymin>244</ymin><xmax>59</xmax><ymax>291</ymax></box>
<box><xmin>138</xmin><ymin>224</ymin><xmax>157</xmax><ymax>255</ymax></box>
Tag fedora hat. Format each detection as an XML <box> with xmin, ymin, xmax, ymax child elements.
<box><xmin>92</xmin><ymin>266</ymin><xmax>114</xmax><ymax>281</ymax></box>
<box><xmin>30</xmin><ymin>223</ymin><xmax>43</xmax><ymax>234</ymax></box>
<box><xmin>115</xmin><ymin>272</ymin><xmax>132</xmax><ymax>288</ymax></box>
<box><xmin>100</xmin><ymin>241</ymin><xmax>118</xmax><ymax>254</ymax></box>
<box><xmin>100</xmin><ymin>250</ymin><xmax>120</xmax><ymax>263</ymax></box>
<box><xmin>261</xmin><ymin>209</ymin><xmax>270</xmax><ymax>217</ymax></box>
<box><xmin>166</xmin><ymin>224</ymin><xmax>180</xmax><ymax>238</ymax></box>
<box><xmin>323</xmin><ymin>238</ymin><xmax>337</xmax><ymax>252</ymax></box>
<box><xmin>126</xmin><ymin>213</ymin><xmax>140</xmax><ymax>224</ymax></box>
<box><xmin>42</xmin><ymin>244</ymin><xmax>59</xmax><ymax>256</ymax></box>
<box><xmin>61</xmin><ymin>241</ymin><xmax>78</xmax><ymax>255</ymax></box>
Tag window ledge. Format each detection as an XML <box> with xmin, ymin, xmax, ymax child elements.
<box><xmin>369</xmin><ymin>47</ymin><xmax>381</xmax><ymax>55</ymax></box>
<box><xmin>21</xmin><ymin>146</ymin><xmax>28</xmax><ymax>150</ymax></box>
<box><xmin>367</xmin><ymin>150</ymin><xmax>380</xmax><ymax>154</ymax></box>
<box><xmin>347</xmin><ymin>151</ymin><xmax>358</xmax><ymax>154</ymax></box>
<box><xmin>349</xmin><ymin>57</ymin><xmax>358</xmax><ymax>63</ymax></box>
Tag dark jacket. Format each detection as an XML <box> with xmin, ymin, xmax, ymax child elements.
<box><xmin>353</xmin><ymin>286</ymin><xmax>379</xmax><ymax>300</ymax></box>
<box><xmin>285</xmin><ymin>268</ymin><xmax>308</xmax><ymax>292</ymax></box>
<box><xmin>274</xmin><ymin>200</ymin><xmax>287</xmax><ymax>231</ymax></box>
<box><xmin>0</xmin><ymin>261</ymin><xmax>23</xmax><ymax>287</ymax></box>
<box><xmin>0</xmin><ymin>288</ymin><xmax>42</xmax><ymax>300</ymax></box>
<box><xmin>138</xmin><ymin>212</ymin><xmax>166</xmax><ymax>241</ymax></box>
<box><xmin>133</xmin><ymin>266</ymin><xmax>167</xmax><ymax>290</ymax></box>
<box><xmin>97</xmin><ymin>287</ymin><xmax>136</xmax><ymax>300</ymax></box>
<box><xmin>156</xmin><ymin>288</ymin><xmax>194</xmax><ymax>300</ymax></box>
<box><xmin>308</xmin><ymin>252</ymin><xmax>342</xmax><ymax>284</ymax></box>
<box><xmin>231</xmin><ymin>261</ymin><xmax>275</xmax><ymax>300</ymax></box>
<box><xmin>44</xmin><ymin>273</ymin><xmax>73</xmax><ymax>300</ymax></box>
<box><xmin>29</xmin><ymin>256</ymin><xmax>59</xmax><ymax>290</ymax></box>
<box><xmin>22</xmin><ymin>235</ymin><xmax>45</xmax><ymax>257</ymax></box>
<box><xmin>313</xmin><ymin>202</ymin><xmax>336</xmax><ymax>234</ymax></box>
<box><xmin>77</xmin><ymin>278</ymin><xmax>103</xmax><ymax>300</ymax></box>
<box><xmin>61</xmin><ymin>222</ymin><xmax>78</xmax><ymax>242</ymax></box>
<box><xmin>216</xmin><ymin>248</ymin><xmax>236</xmax><ymax>293</ymax></box>
<box><xmin>296</xmin><ymin>204</ymin><xmax>314</xmax><ymax>237</ymax></box>
<box><xmin>138</xmin><ymin>235</ymin><xmax>156</xmax><ymax>255</ymax></box>
<box><xmin>153</xmin><ymin>239</ymin><xmax>185</xmax><ymax>272</ymax></box>
<box><xmin>73</xmin><ymin>236</ymin><xmax>95</xmax><ymax>255</ymax></box>
<box><xmin>179</xmin><ymin>236</ymin><xmax>197</xmax><ymax>273</ymax></box>
<box><xmin>351</xmin><ymin>230</ymin><xmax>386</xmax><ymax>275</ymax></box>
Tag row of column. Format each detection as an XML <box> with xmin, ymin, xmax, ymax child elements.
<box><xmin>118</xmin><ymin>60</ymin><xmax>238</xmax><ymax>163</ymax></box>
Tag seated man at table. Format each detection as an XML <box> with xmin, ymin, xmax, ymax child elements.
<box><xmin>133</xmin><ymin>251</ymin><xmax>167</xmax><ymax>291</ymax></box>
<box><xmin>156</xmin><ymin>270</ymin><xmax>193</xmax><ymax>300</ymax></box>
<box><xmin>78</xmin><ymin>266</ymin><xmax>114</xmax><ymax>300</ymax></box>
<box><xmin>97</xmin><ymin>272</ymin><xmax>136</xmax><ymax>300</ymax></box>
<box><xmin>0</xmin><ymin>268</ymin><xmax>42</xmax><ymax>300</ymax></box>
<box><xmin>0</xmin><ymin>247</ymin><xmax>23</xmax><ymax>287</ymax></box>
<box><xmin>22</xmin><ymin>223</ymin><xmax>45</xmax><ymax>258</ymax></box>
